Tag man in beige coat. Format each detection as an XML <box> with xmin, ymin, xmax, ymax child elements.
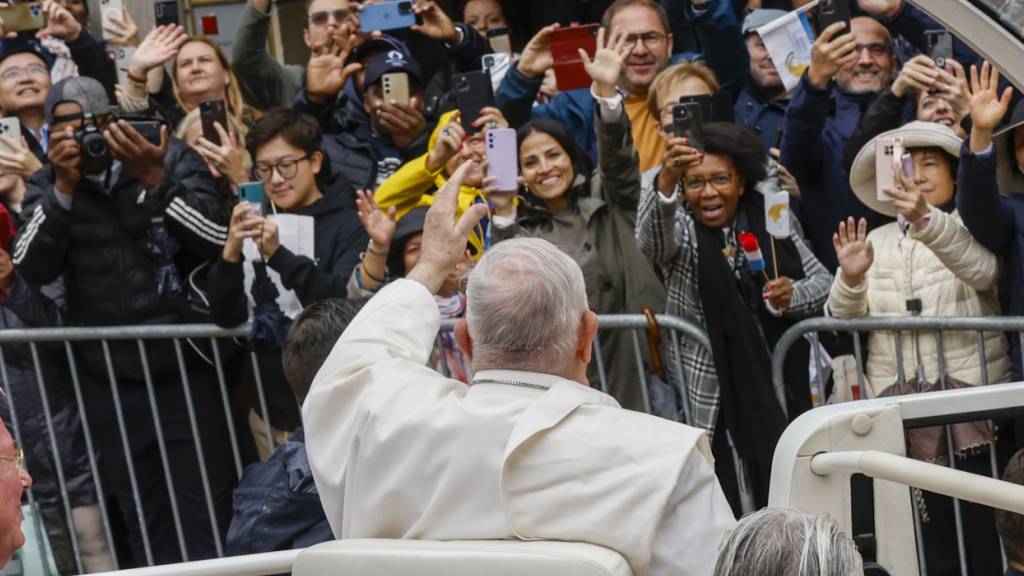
<box><xmin>303</xmin><ymin>161</ymin><xmax>736</xmax><ymax>576</ymax></box>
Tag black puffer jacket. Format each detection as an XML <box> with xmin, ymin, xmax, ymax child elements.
<box><xmin>12</xmin><ymin>139</ymin><xmax>228</xmax><ymax>380</ymax></box>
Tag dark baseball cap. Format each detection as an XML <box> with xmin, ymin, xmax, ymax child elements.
<box><xmin>44</xmin><ymin>76</ymin><xmax>111</xmax><ymax>125</ymax></box>
<box><xmin>362</xmin><ymin>48</ymin><xmax>423</xmax><ymax>89</ymax></box>
<box><xmin>0</xmin><ymin>38</ymin><xmax>54</xmax><ymax>70</ymax></box>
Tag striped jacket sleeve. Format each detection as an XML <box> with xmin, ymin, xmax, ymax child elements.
<box><xmin>160</xmin><ymin>142</ymin><xmax>229</xmax><ymax>259</ymax></box>
<box><xmin>11</xmin><ymin>186</ymin><xmax>72</xmax><ymax>286</ymax></box>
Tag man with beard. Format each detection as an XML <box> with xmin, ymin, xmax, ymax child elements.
<box><xmin>734</xmin><ymin>9</ymin><xmax>789</xmax><ymax>151</ymax></box>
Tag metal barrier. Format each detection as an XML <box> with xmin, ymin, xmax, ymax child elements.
<box><xmin>769</xmin><ymin>382</ymin><xmax>1024</xmax><ymax>576</ymax></box>
<box><xmin>2</xmin><ymin>314</ymin><xmax>711</xmax><ymax>574</ymax></box>
<box><xmin>770</xmin><ymin>317</ymin><xmax>1024</xmax><ymax>576</ymax></box>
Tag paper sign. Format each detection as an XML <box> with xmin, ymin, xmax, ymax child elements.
<box><xmin>757</xmin><ymin>10</ymin><xmax>816</xmax><ymax>92</ymax></box>
<box><xmin>242</xmin><ymin>214</ymin><xmax>316</xmax><ymax>320</ymax></box>
<box><xmin>765</xmin><ymin>190</ymin><xmax>791</xmax><ymax>238</ymax></box>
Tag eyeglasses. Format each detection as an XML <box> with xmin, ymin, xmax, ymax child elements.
<box><xmin>309</xmin><ymin>9</ymin><xmax>350</xmax><ymax>26</ymax></box>
<box><xmin>1</xmin><ymin>65</ymin><xmax>48</xmax><ymax>83</ymax></box>
<box><xmin>624</xmin><ymin>32</ymin><xmax>666</xmax><ymax>48</ymax></box>
<box><xmin>254</xmin><ymin>155</ymin><xmax>312</xmax><ymax>182</ymax></box>
<box><xmin>0</xmin><ymin>449</ymin><xmax>23</xmax><ymax>475</ymax></box>
<box><xmin>854</xmin><ymin>43</ymin><xmax>891</xmax><ymax>56</ymax></box>
<box><xmin>684</xmin><ymin>173</ymin><xmax>734</xmax><ymax>192</ymax></box>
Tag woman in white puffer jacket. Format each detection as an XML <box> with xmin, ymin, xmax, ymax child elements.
<box><xmin>829</xmin><ymin>120</ymin><xmax>1009</xmax><ymax>397</ymax></box>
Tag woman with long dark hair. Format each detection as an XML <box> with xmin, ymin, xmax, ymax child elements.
<box><xmin>635</xmin><ymin>121</ymin><xmax>832</xmax><ymax>512</ymax></box>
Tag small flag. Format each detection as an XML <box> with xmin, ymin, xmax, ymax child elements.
<box><xmin>738</xmin><ymin>232</ymin><xmax>765</xmax><ymax>272</ymax></box>
<box><xmin>765</xmin><ymin>190</ymin><xmax>791</xmax><ymax>238</ymax></box>
<box><xmin>757</xmin><ymin>9</ymin><xmax>816</xmax><ymax>92</ymax></box>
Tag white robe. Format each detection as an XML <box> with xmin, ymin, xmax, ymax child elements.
<box><xmin>303</xmin><ymin>279</ymin><xmax>736</xmax><ymax>576</ymax></box>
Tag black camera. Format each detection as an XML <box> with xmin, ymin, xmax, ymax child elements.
<box><xmin>74</xmin><ymin>123</ymin><xmax>111</xmax><ymax>176</ymax></box>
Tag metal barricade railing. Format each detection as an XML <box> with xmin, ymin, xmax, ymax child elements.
<box><xmin>2</xmin><ymin>315</ymin><xmax>712</xmax><ymax>574</ymax></box>
<box><xmin>769</xmin><ymin>382</ymin><xmax>1024</xmax><ymax>576</ymax></box>
<box><xmin>770</xmin><ymin>317</ymin><xmax>1024</xmax><ymax>576</ymax></box>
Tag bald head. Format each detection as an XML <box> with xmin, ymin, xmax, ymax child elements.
<box><xmin>835</xmin><ymin>17</ymin><xmax>896</xmax><ymax>94</ymax></box>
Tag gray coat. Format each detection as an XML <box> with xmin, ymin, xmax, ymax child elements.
<box><xmin>493</xmin><ymin>107</ymin><xmax>666</xmax><ymax>410</ymax></box>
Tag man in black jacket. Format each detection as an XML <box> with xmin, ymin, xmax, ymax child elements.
<box><xmin>12</xmin><ymin>76</ymin><xmax>235</xmax><ymax>566</ymax></box>
<box><xmin>209</xmin><ymin>107</ymin><xmax>368</xmax><ymax>454</ymax></box>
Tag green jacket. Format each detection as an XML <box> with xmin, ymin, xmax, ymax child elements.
<box><xmin>493</xmin><ymin>106</ymin><xmax>666</xmax><ymax>410</ymax></box>
<box><xmin>232</xmin><ymin>2</ymin><xmax>306</xmax><ymax>111</ymax></box>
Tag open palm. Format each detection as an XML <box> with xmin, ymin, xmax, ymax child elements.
<box><xmin>132</xmin><ymin>25</ymin><xmax>186</xmax><ymax>73</ymax></box>
<box><xmin>307</xmin><ymin>36</ymin><xmax>360</xmax><ymax>102</ymax></box>
<box><xmin>356</xmin><ymin>190</ymin><xmax>397</xmax><ymax>248</ymax></box>
<box><xmin>968</xmin><ymin>61</ymin><xmax>1013</xmax><ymax>132</ymax></box>
<box><xmin>581</xmin><ymin>27</ymin><xmax>630</xmax><ymax>88</ymax></box>
<box><xmin>833</xmin><ymin>217</ymin><xmax>874</xmax><ymax>281</ymax></box>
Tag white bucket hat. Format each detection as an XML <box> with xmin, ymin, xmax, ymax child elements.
<box><xmin>849</xmin><ymin>121</ymin><xmax>963</xmax><ymax>218</ymax></box>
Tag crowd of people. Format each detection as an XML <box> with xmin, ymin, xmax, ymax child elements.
<box><xmin>0</xmin><ymin>0</ymin><xmax>1023</xmax><ymax>573</ymax></box>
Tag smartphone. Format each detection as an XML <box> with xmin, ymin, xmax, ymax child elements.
<box><xmin>815</xmin><ymin>0</ymin><xmax>850</xmax><ymax>34</ymax></box>
<box><xmin>0</xmin><ymin>117</ymin><xmax>21</xmax><ymax>153</ymax></box>
<box><xmin>549</xmin><ymin>23</ymin><xmax>600</xmax><ymax>92</ymax></box>
<box><xmin>99</xmin><ymin>0</ymin><xmax>123</xmax><ymax>40</ymax></box>
<box><xmin>672</xmin><ymin>102</ymin><xmax>704</xmax><ymax>153</ymax></box>
<box><xmin>113</xmin><ymin>46</ymin><xmax>136</xmax><ymax>86</ymax></box>
<box><xmin>200</xmin><ymin>100</ymin><xmax>228</xmax><ymax>147</ymax></box>
<box><xmin>153</xmin><ymin>0</ymin><xmax>180</xmax><ymax>27</ymax></box>
<box><xmin>0</xmin><ymin>206</ymin><xmax>12</xmax><ymax>253</ymax></box>
<box><xmin>382</xmin><ymin>72</ymin><xmax>409</xmax><ymax>106</ymax></box>
<box><xmin>901</xmin><ymin>151</ymin><xmax>915</xmax><ymax>180</ymax></box>
<box><xmin>482</xmin><ymin>53</ymin><xmax>511</xmax><ymax>91</ymax></box>
<box><xmin>925</xmin><ymin>30</ymin><xmax>953</xmax><ymax>69</ymax></box>
<box><xmin>485</xmin><ymin>128</ymin><xmax>518</xmax><ymax>192</ymax></box>
<box><xmin>0</xmin><ymin>3</ymin><xmax>45</xmax><ymax>33</ymax></box>
<box><xmin>875</xmin><ymin>137</ymin><xmax>901</xmax><ymax>201</ymax></box>
<box><xmin>678</xmin><ymin>93</ymin><xmax>735</xmax><ymax>124</ymax></box>
<box><xmin>358</xmin><ymin>1</ymin><xmax>416</xmax><ymax>32</ymax></box>
<box><xmin>487</xmin><ymin>27</ymin><xmax>512</xmax><ymax>55</ymax></box>
<box><xmin>125</xmin><ymin>120</ymin><xmax>163</xmax><ymax>146</ymax></box>
<box><xmin>239</xmin><ymin>181</ymin><xmax>265</xmax><ymax>218</ymax></box>
<box><xmin>453</xmin><ymin>71</ymin><xmax>495</xmax><ymax>133</ymax></box>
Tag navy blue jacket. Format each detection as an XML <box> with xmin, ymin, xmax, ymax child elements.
<box><xmin>734</xmin><ymin>83</ymin><xmax>788</xmax><ymax>151</ymax></box>
<box><xmin>956</xmin><ymin>144</ymin><xmax>1024</xmax><ymax>379</ymax></box>
<box><xmin>495</xmin><ymin>0</ymin><xmax>747</xmax><ymax>164</ymax></box>
<box><xmin>225</xmin><ymin>428</ymin><xmax>333</xmax><ymax>554</ymax></box>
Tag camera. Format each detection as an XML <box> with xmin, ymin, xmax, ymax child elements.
<box><xmin>74</xmin><ymin>123</ymin><xmax>112</xmax><ymax>176</ymax></box>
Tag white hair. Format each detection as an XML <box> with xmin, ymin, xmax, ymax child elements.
<box><xmin>713</xmin><ymin>508</ymin><xmax>864</xmax><ymax>576</ymax></box>
<box><xmin>465</xmin><ymin>238</ymin><xmax>589</xmax><ymax>373</ymax></box>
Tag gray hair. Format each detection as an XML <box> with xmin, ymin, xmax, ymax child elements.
<box><xmin>713</xmin><ymin>508</ymin><xmax>863</xmax><ymax>576</ymax></box>
<box><xmin>465</xmin><ymin>238</ymin><xmax>589</xmax><ymax>373</ymax></box>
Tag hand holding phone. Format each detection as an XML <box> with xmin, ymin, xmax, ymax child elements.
<box><xmin>200</xmin><ymin>100</ymin><xmax>228</xmax><ymax>147</ymax></box>
<box><xmin>453</xmin><ymin>71</ymin><xmax>495</xmax><ymax>132</ymax></box>
<box><xmin>358</xmin><ymin>1</ymin><xmax>417</xmax><ymax>32</ymax></box>
<box><xmin>672</xmin><ymin>103</ymin><xmax>704</xmax><ymax>153</ymax></box>
<box><xmin>382</xmin><ymin>72</ymin><xmax>410</xmax><ymax>106</ymax></box>
<box><xmin>0</xmin><ymin>3</ymin><xmax>45</xmax><ymax>33</ymax></box>
<box><xmin>815</xmin><ymin>0</ymin><xmax>851</xmax><ymax>35</ymax></box>
<box><xmin>239</xmin><ymin>181</ymin><xmax>265</xmax><ymax>219</ymax></box>
<box><xmin>485</xmin><ymin>128</ymin><xmax>518</xmax><ymax>193</ymax></box>
<box><xmin>925</xmin><ymin>30</ymin><xmax>953</xmax><ymax>70</ymax></box>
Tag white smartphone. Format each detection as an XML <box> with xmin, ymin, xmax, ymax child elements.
<box><xmin>0</xmin><ymin>117</ymin><xmax>21</xmax><ymax>153</ymax></box>
<box><xmin>481</xmin><ymin>53</ymin><xmax>511</xmax><ymax>92</ymax></box>
<box><xmin>382</xmin><ymin>72</ymin><xmax>409</xmax><ymax>105</ymax></box>
<box><xmin>99</xmin><ymin>0</ymin><xmax>124</xmax><ymax>40</ymax></box>
<box><xmin>875</xmin><ymin>137</ymin><xmax>903</xmax><ymax>202</ymax></box>
<box><xmin>113</xmin><ymin>45</ymin><xmax>136</xmax><ymax>86</ymax></box>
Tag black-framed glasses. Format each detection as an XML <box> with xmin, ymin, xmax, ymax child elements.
<box><xmin>684</xmin><ymin>173</ymin><xmax>734</xmax><ymax>192</ymax></box>
<box><xmin>254</xmin><ymin>155</ymin><xmax>312</xmax><ymax>182</ymax></box>
<box><xmin>624</xmin><ymin>32</ymin><xmax>666</xmax><ymax>48</ymax></box>
<box><xmin>1</xmin><ymin>64</ymin><xmax>48</xmax><ymax>83</ymax></box>
<box><xmin>309</xmin><ymin>9</ymin><xmax>350</xmax><ymax>26</ymax></box>
<box><xmin>0</xmin><ymin>449</ymin><xmax>23</xmax><ymax>475</ymax></box>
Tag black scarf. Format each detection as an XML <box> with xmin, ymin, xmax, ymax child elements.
<box><xmin>694</xmin><ymin>192</ymin><xmax>802</xmax><ymax>503</ymax></box>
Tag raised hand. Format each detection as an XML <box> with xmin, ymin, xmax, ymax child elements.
<box><xmin>890</xmin><ymin>54</ymin><xmax>939</xmax><ymax>98</ymax></box>
<box><xmin>426</xmin><ymin>118</ymin><xmax>465</xmax><ymax>174</ymax></box>
<box><xmin>48</xmin><ymin>127</ymin><xmax>81</xmax><ymax>196</ymax></box>
<box><xmin>581</xmin><ymin>27</ymin><xmax>631</xmax><ymax>98</ymax></box>
<box><xmin>103</xmin><ymin>8</ymin><xmax>140</xmax><ymax>48</ymax></box>
<box><xmin>196</xmin><ymin>122</ymin><xmax>247</xmax><ymax>184</ymax></box>
<box><xmin>832</xmin><ymin>217</ymin><xmax>874</xmax><ymax>285</ymax></box>
<box><xmin>0</xmin><ymin>135</ymin><xmax>42</xmax><ymax>179</ymax></box>
<box><xmin>934</xmin><ymin>59</ymin><xmax>971</xmax><ymax>124</ymax></box>
<box><xmin>37</xmin><ymin>0</ymin><xmax>81</xmax><ymax>41</ymax></box>
<box><xmin>657</xmin><ymin>136</ymin><xmax>701</xmax><ymax>196</ymax></box>
<box><xmin>885</xmin><ymin>170</ymin><xmax>930</xmax><ymax>223</ymax></box>
<box><xmin>355</xmin><ymin>189</ymin><xmax>397</xmax><ymax>249</ymax></box>
<box><xmin>406</xmin><ymin>160</ymin><xmax>489</xmax><ymax>294</ymax></box>
<box><xmin>410</xmin><ymin>0</ymin><xmax>458</xmax><ymax>43</ymax></box>
<box><xmin>307</xmin><ymin>35</ymin><xmax>362</xmax><ymax>105</ymax></box>
<box><xmin>807</xmin><ymin>22</ymin><xmax>857</xmax><ymax>88</ymax></box>
<box><xmin>129</xmin><ymin>25</ymin><xmax>187</xmax><ymax>78</ymax></box>
<box><xmin>222</xmin><ymin>202</ymin><xmax>264</xmax><ymax>263</ymax></box>
<box><xmin>968</xmin><ymin>61</ymin><xmax>1013</xmax><ymax>133</ymax></box>
<box><xmin>104</xmin><ymin>120</ymin><xmax>169</xmax><ymax>190</ymax></box>
<box><xmin>517</xmin><ymin>23</ymin><xmax>560</xmax><ymax>79</ymax></box>
<box><xmin>377</xmin><ymin>102</ymin><xmax>427</xmax><ymax>149</ymax></box>
<box><xmin>470</xmin><ymin>106</ymin><xmax>509</xmax><ymax>132</ymax></box>
<box><xmin>482</xmin><ymin>172</ymin><xmax>516</xmax><ymax>216</ymax></box>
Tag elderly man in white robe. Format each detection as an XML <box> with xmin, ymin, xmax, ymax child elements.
<box><xmin>303</xmin><ymin>160</ymin><xmax>737</xmax><ymax>576</ymax></box>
